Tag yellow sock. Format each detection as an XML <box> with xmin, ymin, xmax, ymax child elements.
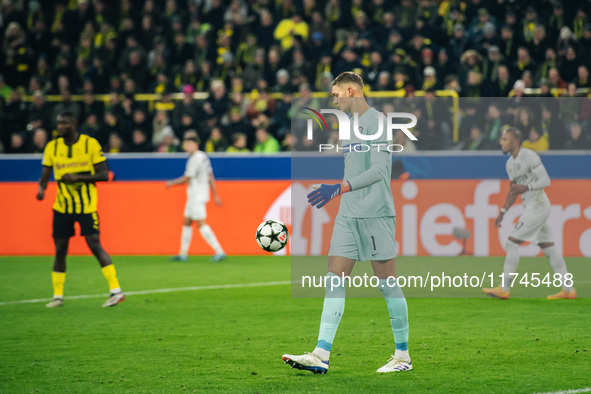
<box><xmin>101</xmin><ymin>264</ymin><xmax>121</xmax><ymax>293</ymax></box>
<box><xmin>52</xmin><ymin>271</ymin><xmax>66</xmax><ymax>298</ymax></box>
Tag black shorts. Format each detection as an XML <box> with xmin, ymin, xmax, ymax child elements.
<box><xmin>53</xmin><ymin>211</ymin><xmax>100</xmax><ymax>239</ymax></box>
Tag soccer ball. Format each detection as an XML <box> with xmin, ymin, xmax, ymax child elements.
<box><xmin>256</xmin><ymin>220</ymin><xmax>289</xmax><ymax>252</ymax></box>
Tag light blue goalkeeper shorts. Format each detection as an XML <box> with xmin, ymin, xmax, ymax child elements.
<box><xmin>328</xmin><ymin>215</ymin><xmax>397</xmax><ymax>262</ymax></box>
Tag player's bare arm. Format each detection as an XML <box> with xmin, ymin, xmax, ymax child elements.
<box><xmin>60</xmin><ymin>162</ymin><xmax>110</xmax><ymax>184</ymax></box>
<box><xmin>37</xmin><ymin>166</ymin><xmax>52</xmax><ymax>200</ymax></box>
<box><xmin>495</xmin><ymin>181</ymin><xmax>520</xmax><ymax>227</ymax></box>
<box><xmin>510</xmin><ymin>183</ymin><xmax>529</xmax><ymax>194</ymax></box>
<box><xmin>209</xmin><ymin>173</ymin><xmax>222</xmax><ymax>206</ymax></box>
<box><xmin>166</xmin><ymin>175</ymin><xmax>191</xmax><ymax>188</ymax></box>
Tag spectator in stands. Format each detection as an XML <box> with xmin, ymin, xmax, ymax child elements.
<box><xmin>3</xmin><ymin>21</ymin><xmax>34</xmax><ymax>89</ymax></box>
<box><xmin>465</xmin><ymin>124</ymin><xmax>492</xmax><ymax>151</ymax></box>
<box><xmin>225</xmin><ymin>108</ymin><xmax>253</xmax><ymax>144</ymax></box>
<box><xmin>559</xmin><ymin>82</ymin><xmax>581</xmax><ymax>128</ymax></box>
<box><xmin>274</xmin><ymin>14</ymin><xmax>309</xmax><ymax>51</ymax></box>
<box><xmin>235</xmin><ymin>34</ymin><xmax>260</xmax><ymax>72</ymax></box>
<box><xmin>513</xmin><ymin>47</ymin><xmax>537</xmax><ymax>79</ymax></box>
<box><xmin>482</xmin><ymin>46</ymin><xmax>502</xmax><ymax>84</ymax></box>
<box><xmin>529</xmin><ymin>25</ymin><xmax>548</xmax><ymax>64</ymax></box>
<box><xmin>537</xmin><ymin>48</ymin><xmax>557</xmax><ymax>81</ymax></box>
<box><xmin>264</xmin><ymin>49</ymin><xmax>282</xmax><ymax>87</ymax></box>
<box><xmin>201</xmin><ymin>80</ymin><xmax>229</xmax><ymax>128</ymax></box>
<box><xmin>152</xmin><ymin>112</ymin><xmax>173</xmax><ymax>147</ymax></box>
<box><xmin>538</xmin><ymin>79</ymin><xmax>554</xmax><ymax>98</ymax></box>
<box><xmin>499</xmin><ymin>24</ymin><xmax>517</xmax><ymax>65</ymax></box>
<box><xmin>176</xmin><ymin>112</ymin><xmax>199</xmax><ymax>140</ymax></box>
<box><xmin>272</xmin><ymin>93</ymin><xmax>292</xmax><ymax>139</ymax></box>
<box><xmin>522</xmin><ymin>70</ymin><xmax>534</xmax><ymax>89</ymax></box>
<box><xmin>226</xmin><ymin>133</ymin><xmax>250</xmax><ymax>153</ymax></box>
<box><xmin>522</xmin><ymin>125</ymin><xmax>549</xmax><ymax>152</ymax></box>
<box><xmin>281</xmin><ymin>132</ymin><xmax>292</xmax><ymax>152</ymax></box>
<box><xmin>436</xmin><ymin>48</ymin><xmax>454</xmax><ymax>84</ymax></box>
<box><xmin>334</xmin><ymin>48</ymin><xmax>363</xmax><ymax>79</ymax></box>
<box><xmin>157</xmin><ymin>127</ymin><xmax>180</xmax><ymax>153</ymax></box>
<box><xmin>177</xmin><ymin>61</ymin><xmax>199</xmax><ymax>91</ymax></box>
<box><xmin>547</xmin><ymin>2</ymin><xmax>566</xmax><ymax>44</ymax></box>
<box><xmin>255</xmin><ymin>9</ymin><xmax>276</xmax><ymax>51</ymax></box>
<box><xmin>129</xmin><ymin>129</ymin><xmax>153</xmax><ymax>153</ymax></box>
<box><xmin>88</xmin><ymin>56</ymin><xmax>111</xmax><ymax>94</ymax></box>
<box><xmin>464</xmin><ymin>70</ymin><xmax>487</xmax><ymax>97</ymax></box>
<box><xmin>564</xmin><ymin>123</ymin><xmax>591</xmax><ymax>150</ymax></box>
<box><xmin>27</xmin><ymin>91</ymin><xmax>52</xmax><ymax>130</ymax></box>
<box><xmin>0</xmin><ymin>75</ymin><xmax>12</xmax><ymax>101</ymax></box>
<box><xmin>575</xmin><ymin>65</ymin><xmax>591</xmax><ymax>88</ymax></box>
<box><xmin>375</xmin><ymin>71</ymin><xmax>394</xmax><ymax>91</ymax></box>
<box><xmin>395</xmin><ymin>0</ymin><xmax>417</xmax><ymax>30</ymax></box>
<box><xmin>131</xmin><ymin>108</ymin><xmax>151</xmax><ymax>140</ymax></box>
<box><xmin>124</xmin><ymin>50</ymin><xmax>148</xmax><ymax>93</ymax></box>
<box><xmin>484</xmin><ymin>103</ymin><xmax>504</xmax><ymax>145</ymax></box>
<box><xmin>274</xmin><ymin>69</ymin><xmax>292</xmax><ymax>94</ymax></box>
<box><xmin>99</xmin><ymin>110</ymin><xmax>124</xmax><ymax>147</ymax></box>
<box><xmin>253</xmin><ymin>127</ymin><xmax>280</xmax><ymax>153</ymax></box>
<box><xmin>106</xmin><ymin>132</ymin><xmax>126</xmax><ymax>154</ymax></box>
<box><xmin>242</xmin><ymin>49</ymin><xmax>266</xmax><ymax>92</ymax></box>
<box><xmin>578</xmin><ymin>24</ymin><xmax>591</xmax><ymax>66</ymax></box>
<box><xmin>29</xmin><ymin>128</ymin><xmax>48</xmax><ymax>154</ymax></box>
<box><xmin>170</xmin><ymin>31</ymin><xmax>193</xmax><ymax>70</ymax></box>
<box><xmin>573</xmin><ymin>8</ymin><xmax>588</xmax><ymax>40</ymax></box>
<box><xmin>204</xmin><ymin>127</ymin><xmax>229</xmax><ymax>152</ymax></box>
<box><xmin>4</xmin><ymin>90</ymin><xmax>27</xmax><ymax>136</ymax></box>
<box><xmin>81</xmin><ymin>113</ymin><xmax>101</xmax><ymax>141</ymax></box>
<box><xmin>81</xmin><ymin>92</ymin><xmax>105</xmax><ymax>125</ymax></box>
<box><xmin>548</xmin><ymin>67</ymin><xmax>566</xmax><ymax>90</ymax></box>
<box><xmin>8</xmin><ymin>132</ymin><xmax>28</xmax><ymax>154</ymax></box>
<box><xmin>541</xmin><ymin>105</ymin><xmax>566</xmax><ymax>150</ymax></box>
<box><xmin>421</xmin><ymin>67</ymin><xmax>438</xmax><ymax>91</ymax></box>
<box><xmin>557</xmin><ymin>27</ymin><xmax>577</xmax><ymax>59</ymax></box>
<box><xmin>459</xmin><ymin>50</ymin><xmax>482</xmax><ymax>88</ymax></box>
<box><xmin>290</xmin><ymin>49</ymin><xmax>313</xmax><ymax>89</ymax></box>
<box><xmin>173</xmin><ymin>85</ymin><xmax>199</xmax><ymax>131</ymax></box>
<box><xmin>51</xmin><ymin>89</ymin><xmax>81</xmax><ymax>128</ymax></box>
<box><xmin>443</xmin><ymin>74</ymin><xmax>461</xmax><ymax>95</ymax></box>
<box><xmin>449</xmin><ymin>24</ymin><xmax>471</xmax><ymax>63</ymax></box>
<box><xmin>558</xmin><ymin>47</ymin><xmax>580</xmax><ymax>84</ymax></box>
<box><xmin>521</xmin><ymin>6</ymin><xmax>540</xmax><ymax>44</ymax></box>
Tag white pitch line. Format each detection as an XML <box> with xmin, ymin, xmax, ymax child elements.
<box><xmin>0</xmin><ymin>280</ymin><xmax>292</xmax><ymax>306</ymax></box>
<box><xmin>535</xmin><ymin>388</ymin><xmax>591</xmax><ymax>394</ymax></box>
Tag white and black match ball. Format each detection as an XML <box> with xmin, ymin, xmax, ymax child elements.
<box><xmin>256</xmin><ymin>220</ymin><xmax>289</xmax><ymax>252</ymax></box>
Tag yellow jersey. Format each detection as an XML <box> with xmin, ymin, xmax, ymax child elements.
<box><xmin>42</xmin><ymin>134</ymin><xmax>106</xmax><ymax>214</ymax></box>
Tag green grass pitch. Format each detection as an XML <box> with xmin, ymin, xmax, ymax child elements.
<box><xmin>1</xmin><ymin>256</ymin><xmax>590</xmax><ymax>393</ymax></box>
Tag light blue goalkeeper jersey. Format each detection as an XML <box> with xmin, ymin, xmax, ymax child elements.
<box><xmin>338</xmin><ymin>107</ymin><xmax>396</xmax><ymax>218</ymax></box>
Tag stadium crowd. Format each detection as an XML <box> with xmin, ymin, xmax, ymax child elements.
<box><xmin>0</xmin><ymin>0</ymin><xmax>590</xmax><ymax>154</ymax></box>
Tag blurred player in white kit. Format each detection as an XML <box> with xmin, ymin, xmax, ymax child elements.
<box><xmin>483</xmin><ymin>127</ymin><xmax>575</xmax><ymax>299</ymax></box>
<box><xmin>166</xmin><ymin>135</ymin><xmax>226</xmax><ymax>262</ymax></box>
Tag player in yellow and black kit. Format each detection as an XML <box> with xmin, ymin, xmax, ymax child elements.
<box><xmin>37</xmin><ymin>112</ymin><xmax>125</xmax><ymax>308</ymax></box>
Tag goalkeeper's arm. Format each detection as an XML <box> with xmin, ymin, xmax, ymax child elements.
<box><xmin>307</xmin><ymin>142</ymin><xmax>389</xmax><ymax>208</ymax></box>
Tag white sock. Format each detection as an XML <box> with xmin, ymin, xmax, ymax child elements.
<box><xmin>543</xmin><ymin>245</ymin><xmax>573</xmax><ymax>292</ymax></box>
<box><xmin>199</xmin><ymin>224</ymin><xmax>224</xmax><ymax>255</ymax></box>
<box><xmin>502</xmin><ymin>240</ymin><xmax>520</xmax><ymax>292</ymax></box>
<box><xmin>395</xmin><ymin>349</ymin><xmax>410</xmax><ymax>361</ymax></box>
<box><xmin>180</xmin><ymin>225</ymin><xmax>193</xmax><ymax>256</ymax></box>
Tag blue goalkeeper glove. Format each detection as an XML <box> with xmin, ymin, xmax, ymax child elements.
<box><xmin>307</xmin><ymin>181</ymin><xmax>352</xmax><ymax>208</ymax></box>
